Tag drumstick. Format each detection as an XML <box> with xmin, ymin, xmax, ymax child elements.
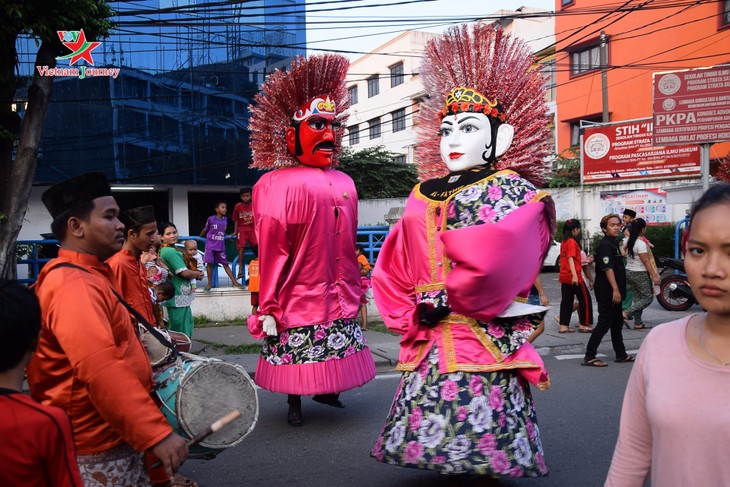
<box><xmin>151</xmin><ymin>410</ymin><xmax>241</xmax><ymax>469</ymax></box>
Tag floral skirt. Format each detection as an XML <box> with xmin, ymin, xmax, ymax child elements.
<box><xmin>371</xmin><ymin>346</ymin><xmax>548</xmax><ymax>477</ymax></box>
<box><xmin>77</xmin><ymin>443</ymin><xmax>150</xmax><ymax>487</ymax></box>
<box><xmin>255</xmin><ymin>318</ymin><xmax>376</xmax><ymax>395</ymax></box>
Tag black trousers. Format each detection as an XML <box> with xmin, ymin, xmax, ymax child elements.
<box><xmin>559</xmin><ymin>283</ymin><xmax>592</xmax><ymax>327</ymax></box>
<box><xmin>584</xmin><ymin>294</ymin><xmax>628</xmax><ymax>361</ymax></box>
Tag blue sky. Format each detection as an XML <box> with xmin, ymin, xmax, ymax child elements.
<box><xmin>305</xmin><ymin>0</ymin><xmax>555</xmax><ymax>58</ymax></box>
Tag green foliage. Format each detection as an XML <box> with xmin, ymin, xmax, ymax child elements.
<box><xmin>338</xmin><ymin>146</ymin><xmax>418</xmax><ymax>199</ymax></box>
<box><xmin>547</xmin><ymin>148</ymin><xmax>581</xmax><ymax>188</ymax></box>
<box><xmin>1</xmin><ymin>0</ymin><xmax>114</xmax><ymax>43</ymax></box>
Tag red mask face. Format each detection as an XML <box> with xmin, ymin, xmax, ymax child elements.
<box><xmin>286</xmin><ymin>97</ymin><xmax>339</xmax><ymax>168</ymax></box>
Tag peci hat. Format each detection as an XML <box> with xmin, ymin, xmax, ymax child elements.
<box><xmin>41</xmin><ymin>172</ymin><xmax>112</xmax><ymax>220</ymax></box>
<box><xmin>119</xmin><ymin>205</ymin><xmax>156</xmax><ymax>229</ymax></box>
<box><xmin>623</xmin><ymin>209</ymin><xmax>637</xmax><ymax>218</ymax></box>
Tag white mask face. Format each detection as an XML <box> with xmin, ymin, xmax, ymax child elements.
<box><xmin>439</xmin><ymin>113</ymin><xmax>493</xmax><ymax>172</ymax></box>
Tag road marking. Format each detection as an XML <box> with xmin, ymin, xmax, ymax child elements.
<box><xmin>375</xmin><ymin>373</ymin><xmax>401</xmax><ymax>380</ymax></box>
<box><xmin>554</xmin><ymin>349</ymin><xmax>640</xmax><ymax>360</ymax></box>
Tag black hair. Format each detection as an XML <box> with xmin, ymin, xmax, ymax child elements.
<box><xmin>0</xmin><ymin>279</ymin><xmax>41</xmax><ymax>372</ymax></box>
<box><xmin>154</xmin><ymin>281</ymin><xmax>174</xmax><ymax>299</ymax></box>
<box><xmin>690</xmin><ymin>184</ymin><xmax>730</xmax><ymax>225</ymax></box>
<box><xmin>562</xmin><ymin>218</ymin><xmax>582</xmax><ymax>243</ymax></box>
<box><xmin>159</xmin><ymin>221</ymin><xmax>177</xmax><ymax>234</ymax></box>
<box><xmin>239</xmin><ymin>187</ymin><xmax>252</xmax><ymax>195</ymax></box>
<box><xmin>214</xmin><ymin>200</ymin><xmax>227</xmax><ymax>209</ymax></box>
<box><xmin>356</xmin><ymin>244</ymin><xmax>365</xmax><ymax>254</ymax></box>
<box><xmin>626</xmin><ymin>218</ymin><xmax>647</xmax><ymax>259</ymax></box>
<box><xmin>50</xmin><ymin>200</ymin><xmax>95</xmax><ymax>241</ymax></box>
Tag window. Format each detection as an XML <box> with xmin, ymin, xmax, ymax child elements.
<box><xmin>348</xmin><ymin>125</ymin><xmax>360</xmax><ymax>146</ymax></box>
<box><xmin>561</xmin><ymin>0</ymin><xmax>574</xmax><ymax>6</ymax></box>
<box><xmin>367</xmin><ymin>75</ymin><xmax>379</xmax><ymax>98</ymax></box>
<box><xmin>368</xmin><ymin>118</ymin><xmax>381</xmax><ymax>139</ymax></box>
<box><xmin>393</xmin><ymin>154</ymin><xmax>406</xmax><ymax>165</ymax></box>
<box><xmin>570</xmin><ymin>43</ymin><xmax>602</xmax><ymax>76</ymax></box>
<box><xmin>391</xmin><ymin>108</ymin><xmax>406</xmax><ymax>132</ymax></box>
<box><xmin>569</xmin><ymin>116</ymin><xmax>603</xmax><ymax>146</ymax></box>
<box><xmin>722</xmin><ymin>1</ymin><xmax>730</xmax><ymax>27</ymax></box>
<box><xmin>348</xmin><ymin>85</ymin><xmax>358</xmax><ymax>105</ymax></box>
<box><xmin>390</xmin><ymin>62</ymin><xmax>404</xmax><ymax>87</ymax></box>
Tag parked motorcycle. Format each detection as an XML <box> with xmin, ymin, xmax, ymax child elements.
<box><xmin>655</xmin><ymin>257</ymin><xmax>695</xmax><ymax>311</ymax></box>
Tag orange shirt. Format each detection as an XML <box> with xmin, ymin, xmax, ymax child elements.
<box><xmin>357</xmin><ymin>254</ymin><xmax>371</xmax><ymax>274</ymax></box>
<box><xmin>248</xmin><ymin>259</ymin><xmax>260</xmax><ymax>292</ymax></box>
<box><xmin>26</xmin><ymin>249</ymin><xmax>172</xmax><ymax>455</ymax></box>
<box><xmin>107</xmin><ymin>248</ymin><xmax>156</xmax><ymax>326</ymax></box>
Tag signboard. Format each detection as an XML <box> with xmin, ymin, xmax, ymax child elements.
<box><xmin>582</xmin><ymin>119</ymin><xmax>700</xmax><ymax>183</ymax></box>
<box><xmin>600</xmin><ymin>189</ymin><xmax>670</xmax><ymax>226</ymax></box>
<box><xmin>653</xmin><ymin>65</ymin><xmax>730</xmax><ymax>145</ymax></box>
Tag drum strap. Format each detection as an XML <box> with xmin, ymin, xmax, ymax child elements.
<box><xmin>45</xmin><ymin>262</ymin><xmax>178</xmax><ymax>353</ymax></box>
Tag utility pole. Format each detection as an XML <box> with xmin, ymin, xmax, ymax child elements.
<box><xmin>600</xmin><ymin>31</ymin><xmax>609</xmax><ymax>123</ymax></box>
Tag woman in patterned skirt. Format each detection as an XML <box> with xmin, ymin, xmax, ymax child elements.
<box><xmin>370</xmin><ymin>23</ymin><xmax>555</xmax><ymax>478</ymax></box>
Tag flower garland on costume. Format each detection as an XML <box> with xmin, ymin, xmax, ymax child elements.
<box><xmin>417</xmin><ymin>23</ymin><xmax>551</xmax><ymax>186</ymax></box>
<box><xmin>248</xmin><ymin>54</ymin><xmax>350</xmax><ymax>169</ymax></box>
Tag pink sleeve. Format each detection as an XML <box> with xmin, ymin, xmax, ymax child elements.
<box><xmin>605</xmin><ymin>343</ymin><xmax>653</xmax><ymax>487</ymax></box>
<box><xmin>371</xmin><ymin>221</ymin><xmax>417</xmax><ymax>336</ymax></box>
<box><xmin>441</xmin><ymin>202</ymin><xmax>551</xmax><ymax>322</ymax></box>
<box><xmin>248</xmin><ymin>214</ymin><xmax>287</xmax><ymax>337</ymax></box>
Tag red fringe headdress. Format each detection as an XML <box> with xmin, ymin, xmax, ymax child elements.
<box><xmin>417</xmin><ymin>23</ymin><xmax>551</xmax><ymax>186</ymax></box>
<box><xmin>248</xmin><ymin>54</ymin><xmax>350</xmax><ymax>169</ymax></box>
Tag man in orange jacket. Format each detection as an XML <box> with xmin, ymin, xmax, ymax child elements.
<box><xmin>27</xmin><ymin>172</ymin><xmax>188</xmax><ymax>485</ymax></box>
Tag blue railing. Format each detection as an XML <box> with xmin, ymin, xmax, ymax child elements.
<box><xmin>16</xmin><ymin>225</ymin><xmax>392</xmax><ymax>285</ymax></box>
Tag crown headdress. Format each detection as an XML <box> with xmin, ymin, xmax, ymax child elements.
<box><xmin>248</xmin><ymin>54</ymin><xmax>350</xmax><ymax>169</ymax></box>
<box><xmin>417</xmin><ymin>23</ymin><xmax>551</xmax><ymax>185</ymax></box>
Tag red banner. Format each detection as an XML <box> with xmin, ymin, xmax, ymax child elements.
<box><xmin>582</xmin><ymin>119</ymin><xmax>700</xmax><ymax>184</ymax></box>
<box><xmin>653</xmin><ymin>65</ymin><xmax>730</xmax><ymax>145</ymax></box>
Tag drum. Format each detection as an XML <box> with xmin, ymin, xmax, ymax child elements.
<box><xmin>140</xmin><ymin>327</ymin><xmax>192</xmax><ymax>367</ymax></box>
<box><xmin>154</xmin><ymin>353</ymin><xmax>258</xmax><ymax>458</ymax></box>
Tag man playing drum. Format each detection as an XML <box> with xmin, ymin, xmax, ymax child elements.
<box><xmin>247</xmin><ymin>54</ymin><xmax>376</xmax><ymax>426</ymax></box>
<box><xmin>27</xmin><ymin>172</ymin><xmax>189</xmax><ymax>486</ymax></box>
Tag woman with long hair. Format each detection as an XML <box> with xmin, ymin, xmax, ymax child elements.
<box><xmin>606</xmin><ymin>184</ymin><xmax>730</xmax><ymax>486</ymax></box>
<box><xmin>623</xmin><ymin>218</ymin><xmax>661</xmax><ymax>329</ymax></box>
<box><xmin>557</xmin><ymin>219</ymin><xmax>592</xmax><ymax>333</ymax></box>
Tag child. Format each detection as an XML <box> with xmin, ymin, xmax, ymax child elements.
<box><xmin>0</xmin><ymin>279</ymin><xmax>84</xmax><ymax>486</ymax></box>
<box><xmin>150</xmin><ymin>281</ymin><xmax>175</xmax><ymax>328</ymax></box>
<box><xmin>183</xmin><ymin>239</ymin><xmax>204</xmax><ymax>290</ymax></box>
<box><xmin>200</xmin><ymin>201</ymin><xmax>242</xmax><ymax>290</ymax></box>
<box><xmin>356</xmin><ymin>245</ymin><xmax>372</xmax><ymax>330</ymax></box>
<box><xmin>233</xmin><ymin>187</ymin><xmax>257</xmax><ymax>279</ymax></box>
<box><xmin>247</xmin><ymin>254</ymin><xmax>260</xmax><ymax>314</ymax></box>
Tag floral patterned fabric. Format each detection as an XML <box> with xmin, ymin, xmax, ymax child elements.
<box><xmin>447</xmin><ymin>172</ymin><xmax>539</xmax><ymax>230</ymax></box>
<box><xmin>76</xmin><ymin>443</ymin><xmax>150</xmax><ymax>487</ymax></box>
<box><xmin>261</xmin><ymin>318</ymin><xmax>368</xmax><ymax>365</ymax></box>
<box><xmin>371</xmin><ymin>346</ymin><xmax>548</xmax><ymax>477</ymax></box>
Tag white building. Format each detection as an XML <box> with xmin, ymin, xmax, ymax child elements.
<box><xmin>344</xmin><ymin>8</ymin><xmax>556</xmax><ymax>165</ymax></box>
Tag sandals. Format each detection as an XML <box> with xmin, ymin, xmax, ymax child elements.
<box><xmin>615</xmin><ymin>355</ymin><xmax>635</xmax><ymax>363</ymax></box>
<box><xmin>578</xmin><ymin>326</ymin><xmax>594</xmax><ymax>333</ymax></box>
<box><xmin>155</xmin><ymin>474</ymin><xmax>198</xmax><ymax>487</ymax></box>
<box><xmin>559</xmin><ymin>326</ymin><xmax>575</xmax><ymax>334</ymax></box>
<box><xmin>581</xmin><ymin>358</ymin><xmax>608</xmax><ymax>367</ymax></box>
<box><xmin>633</xmin><ymin>323</ymin><xmax>652</xmax><ymax>330</ymax></box>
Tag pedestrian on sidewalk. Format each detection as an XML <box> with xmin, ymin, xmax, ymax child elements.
<box><xmin>232</xmin><ymin>187</ymin><xmax>257</xmax><ymax>280</ymax></box>
<box><xmin>160</xmin><ymin>222</ymin><xmax>204</xmax><ymax>337</ymax></box>
<box><xmin>557</xmin><ymin>219</ymin><xmax>593</xmax><ymax>334</ymax></box>
<box><xmin>356</xmin><ymin>245</ymin><xmax>372</xmax><ymax>330</ymax></box>
<box><xmin>623</xmin><ymin>218</ymin><xmax>661</xmax><ymax>330</ymax></box>
<box><xmin>606</xmin><ymin>183</ymin><xmax>730</xmax><ymax>486</ymax></box>
<box><xmin>582</xmin><ymin>213</ymin><xmax>633</xmax><ymax>367</ymax></box>
<box><xmin>200</xmin><ymin>201</ymin><xmax>242</xmax><ymax>290</ymax></box>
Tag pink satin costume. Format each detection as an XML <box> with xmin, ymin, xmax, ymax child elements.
<box><xmin>248</xmin><ymin>166</ymin><xmax>376</xmax><ymax>394</ymax></box>
<box><xmin>372</xmin><ymin>170</ymin><xmax>553</xmax><ymax>389</ymax></box>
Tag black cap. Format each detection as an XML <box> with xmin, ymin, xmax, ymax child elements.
<box><xmin>119</xmin><ymin>205</ymin><xmax>156</xmax><ymax>229</ymax></box>
<box><xmin>41</xmin><ymin>172</ymin><xmax>112</xmax><ymax>220</ymax></box>
<box><xmin>623</xmin><ymin>209</ymin><xmax>637</xmax><ymax>218</ymax></box>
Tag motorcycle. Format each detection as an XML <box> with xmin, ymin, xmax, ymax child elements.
<box><xmin>655</xmin><ymin>257</ymin><xmax>695</xmax><ymax>311</ymax></box>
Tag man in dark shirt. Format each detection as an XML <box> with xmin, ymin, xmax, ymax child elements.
<box><xmin>582</xmin><ymin>213</ymin><xmax>634</xmax><ymax>366</ymax></box>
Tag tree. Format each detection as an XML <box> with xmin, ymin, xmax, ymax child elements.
<box><xmin>547</xmin><ymin>147</ymin><xmax>581</xmax><ymax>188</ymax></box>
<box><xmin>338</xmin><ymin>146</ymin><xmax>418</xmax><ymax>199</ymax></box>
<box><xmin>0</xmin><ymin>1</ymin><xmax>113</xmax><ymax>278</ymax></box>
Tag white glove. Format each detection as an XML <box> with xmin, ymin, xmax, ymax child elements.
<box><xmin>260</xmin><ymin>315</ymin><xmax>278</xmax><ymax>337</ymax></box>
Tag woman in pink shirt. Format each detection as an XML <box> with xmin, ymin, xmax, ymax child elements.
<box><xmin>606</xmin><ymin>184</ymin><xmax>730</xmax><ymax>486</ymax></box>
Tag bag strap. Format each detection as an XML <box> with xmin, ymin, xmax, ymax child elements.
<box><xmin>45</xmin><ymin>262</ymin><xmax>177</xmax><ymax>352</ymax></box>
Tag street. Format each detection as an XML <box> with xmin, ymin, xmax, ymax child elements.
<box><xmin>180</xmin><ymin>272</ymin><xmax>698</xmax><ymax>486</ymax></box>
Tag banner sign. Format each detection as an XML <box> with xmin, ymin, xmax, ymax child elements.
<box><xmin>583</xmin><ymin>119</ymin><xmax>700</xmax><ymax>183</ymax></box>
<box><xmin>653</xmin><ymin>65</ymin><xmax>730</xmax><ymax>145</ymax></box>
<box><xmin>599</xmin><ymin>189</ymin><xmax>670</xmax><ymax>226</ymax></box>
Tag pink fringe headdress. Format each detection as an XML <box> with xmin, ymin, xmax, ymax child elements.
<box><xmin>248</xmin><ymin>54</ymin><xmax>350</xmax><ymax>169</ymax></box>
<box><xmin>417</xmin><ymin>23</ymin><xmax>551</xmax><ymax>186</ymax></box>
